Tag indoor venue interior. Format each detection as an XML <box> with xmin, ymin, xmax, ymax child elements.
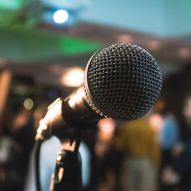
<box><xmin>0</xmin><ymin>0</ymin><xmax>191</xmax><ymax>191</ymax></box>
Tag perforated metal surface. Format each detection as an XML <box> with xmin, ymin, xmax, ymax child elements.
<box><xmin>84</xmin><ymin>43</ymin><xmax>163</xmax><ymax>120</ymax></box>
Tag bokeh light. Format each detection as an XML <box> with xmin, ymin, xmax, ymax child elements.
<box><xmin>23</xmin><ymin>98</ymin><xmax>34</xmax><ymax>110</ymax></box>
<box><xmin>53</xmin><ymin>9</ymin><xmax>69</xmax><ymax>24</ymax></box>
<box><xmin>61</xmin><ymin>67</ymin><xmax>84</xmax><ymax>87</ymax></box>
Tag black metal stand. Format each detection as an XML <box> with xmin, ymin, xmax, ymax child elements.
<box><xmin>50</xmin><ymin>138</ymin><xmax>82</xmax><ymax>191</ymax></box>
<box><xmin>35</xmin><ymin>98</ymin><xmax>96</xmax><ymax>191</ymax></box>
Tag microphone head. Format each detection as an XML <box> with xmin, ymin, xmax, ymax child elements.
<box><xmin>84</xmin><ymin>43</ymin><xmax>163</xmax><ymax>120</ymax></box>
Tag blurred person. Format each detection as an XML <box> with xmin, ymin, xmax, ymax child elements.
<box><xmin>159</xmin><ymin>114</ymin><xmax>179</xmax><ymax>165</ymax></box>
<box><xmin>95</xmin><ymin>119</ymin><xmax>116</xmax><ymax>159</ymax></box>
<box><xmin>161</xmin><ymin>119</ymin><xmax>180</xmax><ymax>191</ymax></box>
<box><xmin>178</xmin><ymin>94</ymin><xmax>191</xmax><ymax>142</ymax></box>
<box><xmin>148</xmin><ymin>98</ymin><xmax>179</xmax><ymax>149</ymax></box>
<box><xmin>150</xmin><ymin>99</ymin><xmax>180</xmax><ymax>191</ymax></box>
<box><xmin>0</xmin><ymin>113</ymin><xmax>13</xmax><ymax>191</ymax></box>
<box><xmin>117</xmin><ymin>117</ymin><xmax>160</xmax><ymax>191</ymax></box>
<box><xmin>90</xmin><ymin>119</ymin><xmax>124</xmax><ymax>191</ymax></box>
<box><xmin>1</xmin><ymin>106</ymin><xmax>35</xmax><ymax>191</ymax></box>
<box><xmin>0</xmin><ymin>136</ymin><xmax>13</xmax><ymax>179</ymax></box>
<box><xmin>164</xmin><ymin>64</ymin><xmax>191</xmax><ymax>119</ymax></box>
<box><xmin>158</xmin><ymin>113</ymin><xmax>180</xmax><ymax>191</ymax></box>
<box><xmin>169</xmin><ymin>94</ymin><xmax>191</xmax><ymax>191</ymax></box>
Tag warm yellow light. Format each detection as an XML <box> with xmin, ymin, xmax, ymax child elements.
<box><xmin>148</xmin><ymin>113</ymin><xmax>163</xmax><ymax>133</ymax></box>
<box><xmin>117</xmin><ymin>34</ymin><xmax>133</xmax><ymax>43</ymax></box>
<box><xmin>98</xmin><ymin>119</ymin><xmax>116</xmax><ymax>142</ymax></box>
<box><xmin>61</xmin><ymin>68</ymin><xmax>84</xmax><ymax>87</ymax></box>
<box><xmin>23</xmin><ymin>98</ymin><xmax>34</xmax><ymax>110</ymax></box>
<box><xmin>178</xmin><ymin>48</ymin><xmax>190</xmax><ymax>58</ymax></box>
<box><xmin>148</xmin><ymin>40</ymin><xmax>160</xmax><ymax>50</ymax></box>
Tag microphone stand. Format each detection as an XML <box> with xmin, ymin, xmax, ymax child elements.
<box><xmin>50</xmin><ymin>132</ymin><xmax>82</xmax><ymax>191</ymax></box>
<box><xmin>35</xmin><ymin>98</ymin><xmax>99</xmax><ymax>191</ymax></box>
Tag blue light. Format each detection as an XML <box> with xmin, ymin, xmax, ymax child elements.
<box><xmin>53</xmin><ymin>9</ymin><xmax>69</xmax><ymax>24</ymax></box>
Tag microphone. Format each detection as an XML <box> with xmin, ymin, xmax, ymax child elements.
<box><xmin>36</xmin><ymin>43</ymin><xmax>162</xmax><ymax>140</ymax></box>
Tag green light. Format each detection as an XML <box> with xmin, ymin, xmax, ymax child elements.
<box><xmin>0</xmin><ymin>27</ymin><xmax>103</xmax><ymax>61</ymax></box>
<box><xmin>0</xmin><ymin>0</ymin><xmax>24</xmax><ymax>10</ymax></box>
<box><xmin>59</xmin><ymin>37</ymin><xmax>102</xmax><ymax>56</ymax></box>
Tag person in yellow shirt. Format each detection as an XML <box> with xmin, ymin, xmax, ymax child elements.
<box><xmin>117</xmin><ymin>117</ymin><xmax>160</xmax><ymax>191</ymax></box>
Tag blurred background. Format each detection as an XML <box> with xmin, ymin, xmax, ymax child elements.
<box><xmin>0</xmin><ymin>0</ymin><xmax>191</xmax><ymax>191</ymax></box>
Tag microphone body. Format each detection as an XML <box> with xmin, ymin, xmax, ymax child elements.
<box><xmin>36</xmin><ymin>43</ymin><xmax>162</xmax><ymax>141</ymax></box>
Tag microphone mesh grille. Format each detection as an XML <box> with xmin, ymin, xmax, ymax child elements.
<box><xmin>85</xmin><ymin>43</ymin><xmax>162</xmax><ymax>120</ymax></box>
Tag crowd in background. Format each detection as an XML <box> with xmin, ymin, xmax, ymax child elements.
<box><xmin>0</xmin><ymin>66</ymin><xmax>191</xmax><ymax>191</ymax></box>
